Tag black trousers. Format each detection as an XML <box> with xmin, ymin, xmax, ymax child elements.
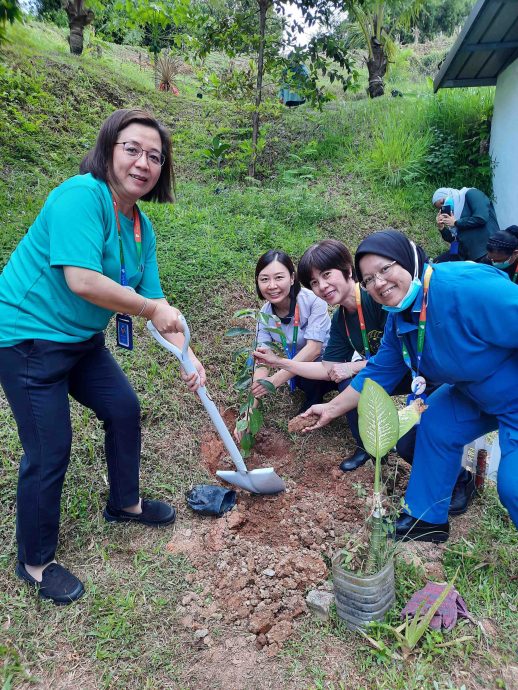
<box><xmin>294</xmin><ymin>375</ymin><xmax>337</xmax><ymax>411</ymax></box>
<box><xmin>0</xmin><ymin>333</ymin><xmax>141</xmax><ymax>565</ymax></box>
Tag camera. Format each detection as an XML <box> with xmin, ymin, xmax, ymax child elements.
<box><xmin>440</xmin><ymin>204</ymin><xmax>453</xmax><ymax>216</ymax></box>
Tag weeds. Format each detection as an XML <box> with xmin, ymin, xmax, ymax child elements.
<box><xmin>200</xmin><ymin>134</ymin><xmax>231</xmax><ymax>175</ymax></box>
<box><xmin>0</xmin><ymin>19</ymin><xmax>513</xmax><ymax>690</ymax></box>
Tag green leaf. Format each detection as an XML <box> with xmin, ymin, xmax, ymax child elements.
<box><xmin>397</xmin><ymin>402</ymin><xmax>422</xmax><ymax>440</ymax></box>
<box><xmin>226</xmin><ymin>327</ymin><xmax>252</xmax><ymax>337</ymax></box>
<box><xmin>256</xmin><ymin>379</ymin><xmax>276</xmax><ymax>394</ymax></box>
<box><xmin>358</xmin><ymin>379</ymin><xmax>399</xmax><ymax>460</ymax></box>
<box><xmin>258</xmin><ymin>311</ymin><xmax>273</xmax><ymax>325</ymax></box>
<box><xmin>249</xmin><ymin>407</ymin><xmax>264</xmax><ymax>435</ymax></box>
<box><xmin>264</xmin><ymin>326</ymin><xmax>285</xmax><ymax>338</ymax></box>
<box><xmin>236</xmin><ymin>418</ymin><xmax>249</xmax><ymax>432</ymax></box>
<box><xmin>231</xmin><ymin>346</ymin><xmax>252</xmax><ymax>362</ymax></box>
<box><xmin>403</xmin><ymin>581</ymin><xmax>455</xmax><ymax>651</ymax></box>
<box><xmin>263</xmin><ymin>327</ymin><xmax>287</xmax><ymax>349</ymax></box>
<box><xmin>234</xmin><ymin>308</ymin><xmax>258</xmax><ymax>319</ymax></box>
<box><xmin>240</xmin><ymin>432</ymin><xmax>254</xmax><ymax>453</ymax></box>
<box><xmin>234</xmin><ymin>376</ymin><xmax>252</xmax><ymax>391</ymax></box>
<box><xmin>259</xmin><ymin>341</ymin><xmax>285</xmax><ymax>355</ymax></box>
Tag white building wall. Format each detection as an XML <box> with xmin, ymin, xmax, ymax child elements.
<box><xmin>490</xmin><ymin>58</ymin><xmax>518</xmax><ymax>228</ymax></box>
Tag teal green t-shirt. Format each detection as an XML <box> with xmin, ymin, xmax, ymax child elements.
<box><xmin>0</xmin><ymin>174</ymin><xmax>164</xmax><ymax>346</ymax></box>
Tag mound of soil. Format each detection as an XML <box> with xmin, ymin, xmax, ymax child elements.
<box><xmin>167</xmin><ymin>412</ymin><xmax>412</xmax><ymax>656</ymax></box>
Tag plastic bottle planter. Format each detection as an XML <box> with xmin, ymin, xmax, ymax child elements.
<box><xmin>332</xmin><ymin>554</ymin><xmax>395</xmax><ymax>631</ymax></box>
<box><xmin>475</xmin><ymin>448</ymin><xmax>488</xmax><ymax>492</ymax></box>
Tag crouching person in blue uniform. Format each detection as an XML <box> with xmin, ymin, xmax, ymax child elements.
<box><xmin>300</xmin><ymin>229</ymin><xmax>518</xmax><ymax>542</ymax></box>
<box><xmin>0</xmin><ymin>109</ymin><xmax>206</xmax><ymax>604</ymax></box>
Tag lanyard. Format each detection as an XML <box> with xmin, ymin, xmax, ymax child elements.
<box><xmin>290</xmin><ymin>303</ymin><xmax>300</xmax><ymax>359</ymax></box>
<box><xmin>112</xmin><ymin>198</ymin><xmax>142</xmax><ymax>287</ymax></box>
<box><xmin>513</xmin><ymin>266</ymin><xmax>518</xmax><ymax>284</ymax></box>
<box><xmin>342</xmin><ymin>283</ymin><xmax>371</xmax><ymax>359</ymax></box>
<box><xmin>400</xmin><ymin>265</ymin><xmax>433</xmax><ymax>379</ymax></box>
<box><xmin>275</xmin><ymin>302</ymin><xmax>300</xmax><ymax>358</ymax></box>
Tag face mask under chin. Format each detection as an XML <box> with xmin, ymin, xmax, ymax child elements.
<box><xmin>382</xmin><ymin>278</ymin><xmax>422</xmax><ymax>313</ymax></box>
<box><xmin>491</xmin><ymin>259</ymin><xmax>512</xmax><ymax>270</ymax></box>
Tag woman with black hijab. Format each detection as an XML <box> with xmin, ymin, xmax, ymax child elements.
<box><xmin>300</xmin><ymin>229</ymin><xmax>518</xmax><ymax>542</ymax></box>
<box><xmin>486</xmin><ymin>225</ymin><xmax>518</xmax><ymax>281</ymax></box>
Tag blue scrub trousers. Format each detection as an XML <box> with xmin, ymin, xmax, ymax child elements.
<box><xmin>0</xmin><ymin>333</ymin><xmax>141</xmax><ymax>565</ymax></box>
<box><xmin>405</xmin><ymin>382</ymin><xmax>518</xmax><ymax>527</ymax></box>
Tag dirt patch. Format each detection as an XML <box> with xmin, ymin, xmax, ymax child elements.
<box><xmin>288</xmin><ymin>412</ymin><xmax>319</xmax><ymax>433</ymax></box>
<box><xmin>169</xmin><ymin>419</ymin><xmax>411</xmax><ymax>663</ymax></box>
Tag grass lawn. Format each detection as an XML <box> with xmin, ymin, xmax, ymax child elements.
<box><xmin>0</xmin><ymin>20</ymin><xmax>516</xmax><ymax>690</ymax></box>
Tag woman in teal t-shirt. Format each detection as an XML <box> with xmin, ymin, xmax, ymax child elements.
<box><xmin>0</xmin><ymin>108</ymin><xmax>205</xmax><ymax>605</ymax></box>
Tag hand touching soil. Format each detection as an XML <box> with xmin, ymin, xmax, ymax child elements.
<box><xmin>288</xmin><ymin>413</ymin><xmax>320</xmax><ymax>433</ymax></box>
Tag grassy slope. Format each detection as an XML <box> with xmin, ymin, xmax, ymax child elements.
<box><xmin>0</xmin><ymin>20</ymin><xmax>516</xmax><ymax>690</ymax></box>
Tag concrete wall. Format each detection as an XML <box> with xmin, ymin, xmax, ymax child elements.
<box><xmin>490</xmin><ymin>58</ymin><xmax>518</xmax><ymax>229</ymax></box>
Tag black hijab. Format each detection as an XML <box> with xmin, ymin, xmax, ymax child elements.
<box><xmin>354</xmin><ymin>229</ymin><xmax>428</xmax><ymax>282</ymax></box>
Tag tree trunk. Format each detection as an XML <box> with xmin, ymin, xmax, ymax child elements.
<box><xmin>366</xmin><ymin>37</ymin><xmax>387</xmax><ymax>98</ymax></box>
<box><xmin>248</xmin><ymin>0</ymin><xmax>269</xmax><ymax>179</ymax></box>
<box><xmin>65</xmin><ymin>0</ymin><xmax>94</xmax><ymax>55</ymax></box>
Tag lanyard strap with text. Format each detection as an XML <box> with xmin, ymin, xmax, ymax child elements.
<box><xmin>290</xmin><ymin>303</ymin><xmax>300</xmax><ymax>359</ymax></box>
<box><xmin>401</xmin><ymin>265</ymin><xmax>433</xmax><ymax>380</ymax></box>
<box><xmin>289</xmin><ymin>303</ymin><xmax>300</xmax><ymax>392</ymax></box>
<box><xmin>342</xmin><ymin>283</ymin><xmax>371</xmax><ymax>359</ymax></box>
<box><xmin>274</xmin><ymin>302</ymin><xmax>300</xmax><ymax>359</ymax></box>
<box><xmin>112</xmin><ymin>198</ymin><xmax>142</xmax><ymax>286</ymax></box>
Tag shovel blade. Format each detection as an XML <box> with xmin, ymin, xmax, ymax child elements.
<box><xmin>216</xmin><ymin>468</ymin><xmax>285</xmax><ymax>495</ymax></box>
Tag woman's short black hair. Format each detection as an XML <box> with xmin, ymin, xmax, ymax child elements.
<box><xmin>298</xmin><ymin>239</ymin><xmax>355</xmax><ymax>288</ymax></box>
<box><xmin>79</xmin><ymin>108</ymin><xmax>175</xmax><ymax>203</ymax></box>
<box><xmin>255</xmin><ymin>250</ymin><xmax>301</xmax><ymax>300</ymax></box>
<box><xmin>487</xmin><ymin>225</ymin><xmax>518</xmax><ymax>253</ymax></box>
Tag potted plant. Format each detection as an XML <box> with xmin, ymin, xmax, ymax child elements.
<box><xmin>332</xmin><ymin>379</ymin><xmax>425</xmax><ymax>631</ymax></box>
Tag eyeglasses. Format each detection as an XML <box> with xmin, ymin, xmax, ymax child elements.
<box><xmin>360</xmin><ymin>261</ymin><xmax>397</xmax><ymax>290</ymax></box>
<box><xmin>115</xmin><ymin>141</ymin><xmax>165</xmax><ymax>167</ymax></box>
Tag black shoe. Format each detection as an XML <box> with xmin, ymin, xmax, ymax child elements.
<box><xmin>391</xmin><ymin>513</ymin><xmax>449</xmax><ymax>543</ymax></box>
<box><xmin>449</xmin><ymin>469</ymin><xmax>476</xmax><ymax>516</ymax></box>
<box><xmin>104</xmin><ymin>498</ymin><xmax>176</xmax><ymax>526</ymax></box>
<box><xmin>16</xmin><ymin>562</ymin><xmax>85</xmax><ymax>605</ymax></box>
<box><xmin>339</xmin><ymin>448</ymin><xmax>370</xmax><ymax>472</ymax></box>
<box><xmin>339</xmin><ymin>449</ymin><xmax>388</xmax><ymax>472</ymax></box>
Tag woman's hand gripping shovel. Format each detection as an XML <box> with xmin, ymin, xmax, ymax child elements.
<box><xmin>147</xmin><ymin>316</ymin><xmax>286</xmax><ymax>495</ymax></box>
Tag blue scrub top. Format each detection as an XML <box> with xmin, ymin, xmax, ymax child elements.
<box><xmin>351</xmin><ymin>262</ymin><xmax>518</xmax><ymax>399</ymax></box>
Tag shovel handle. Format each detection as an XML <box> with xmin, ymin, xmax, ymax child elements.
<box><xmin>147</xmin><ymin>318</ymin><xmax>248</xmax><ymax>474</ymax></box>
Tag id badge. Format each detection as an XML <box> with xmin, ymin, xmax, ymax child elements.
<box><xmin>407</xmin><ymin>393</ymin><xmax>427</xmax><ymax>406</ymax></box>
<box><xmin>116</xmin><ymin>313</ymin><xmax>133</xmax><ymax>350</ymax></box>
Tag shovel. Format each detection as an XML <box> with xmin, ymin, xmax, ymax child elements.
<box><xmin>147</xmin><ymin>317</ymin><xmax>286</xmax><ymax>495</ymax></box>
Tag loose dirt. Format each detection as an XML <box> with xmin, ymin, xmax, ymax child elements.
<box><xmin>287</xmin><ymin>412</ymin><xmax>319</xmax><ymax>433</ymax></box>
<box><xmin>167</xmin><ymin>409</ymin><xmax>413</xmax><ymax>661</ymax></box>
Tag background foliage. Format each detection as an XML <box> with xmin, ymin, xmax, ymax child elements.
<box><xmin>0</xmin><ymin>16</ymin><xmax>513</xmax><ymax>690</ymax></box>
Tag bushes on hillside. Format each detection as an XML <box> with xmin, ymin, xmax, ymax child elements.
<box><xmin>356</xmin><ymin>86</ymin><xmax>494</xmax><ymax>196</ymax></box>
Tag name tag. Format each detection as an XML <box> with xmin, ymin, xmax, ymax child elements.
<box><xmin>116</xmin><ymin>313</ymin><xmax>133</xmax><ymax>350</ymax></box>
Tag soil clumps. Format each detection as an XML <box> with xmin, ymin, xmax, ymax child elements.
<box><xmin>168</xmin><ymin>415</ymin><xmax>411</xmax><ymax>656</ymax></box>
<box><xmin>288</xmin><ymin>412</ymin><xmax>319</xmax><ymax>433</ymax></box>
